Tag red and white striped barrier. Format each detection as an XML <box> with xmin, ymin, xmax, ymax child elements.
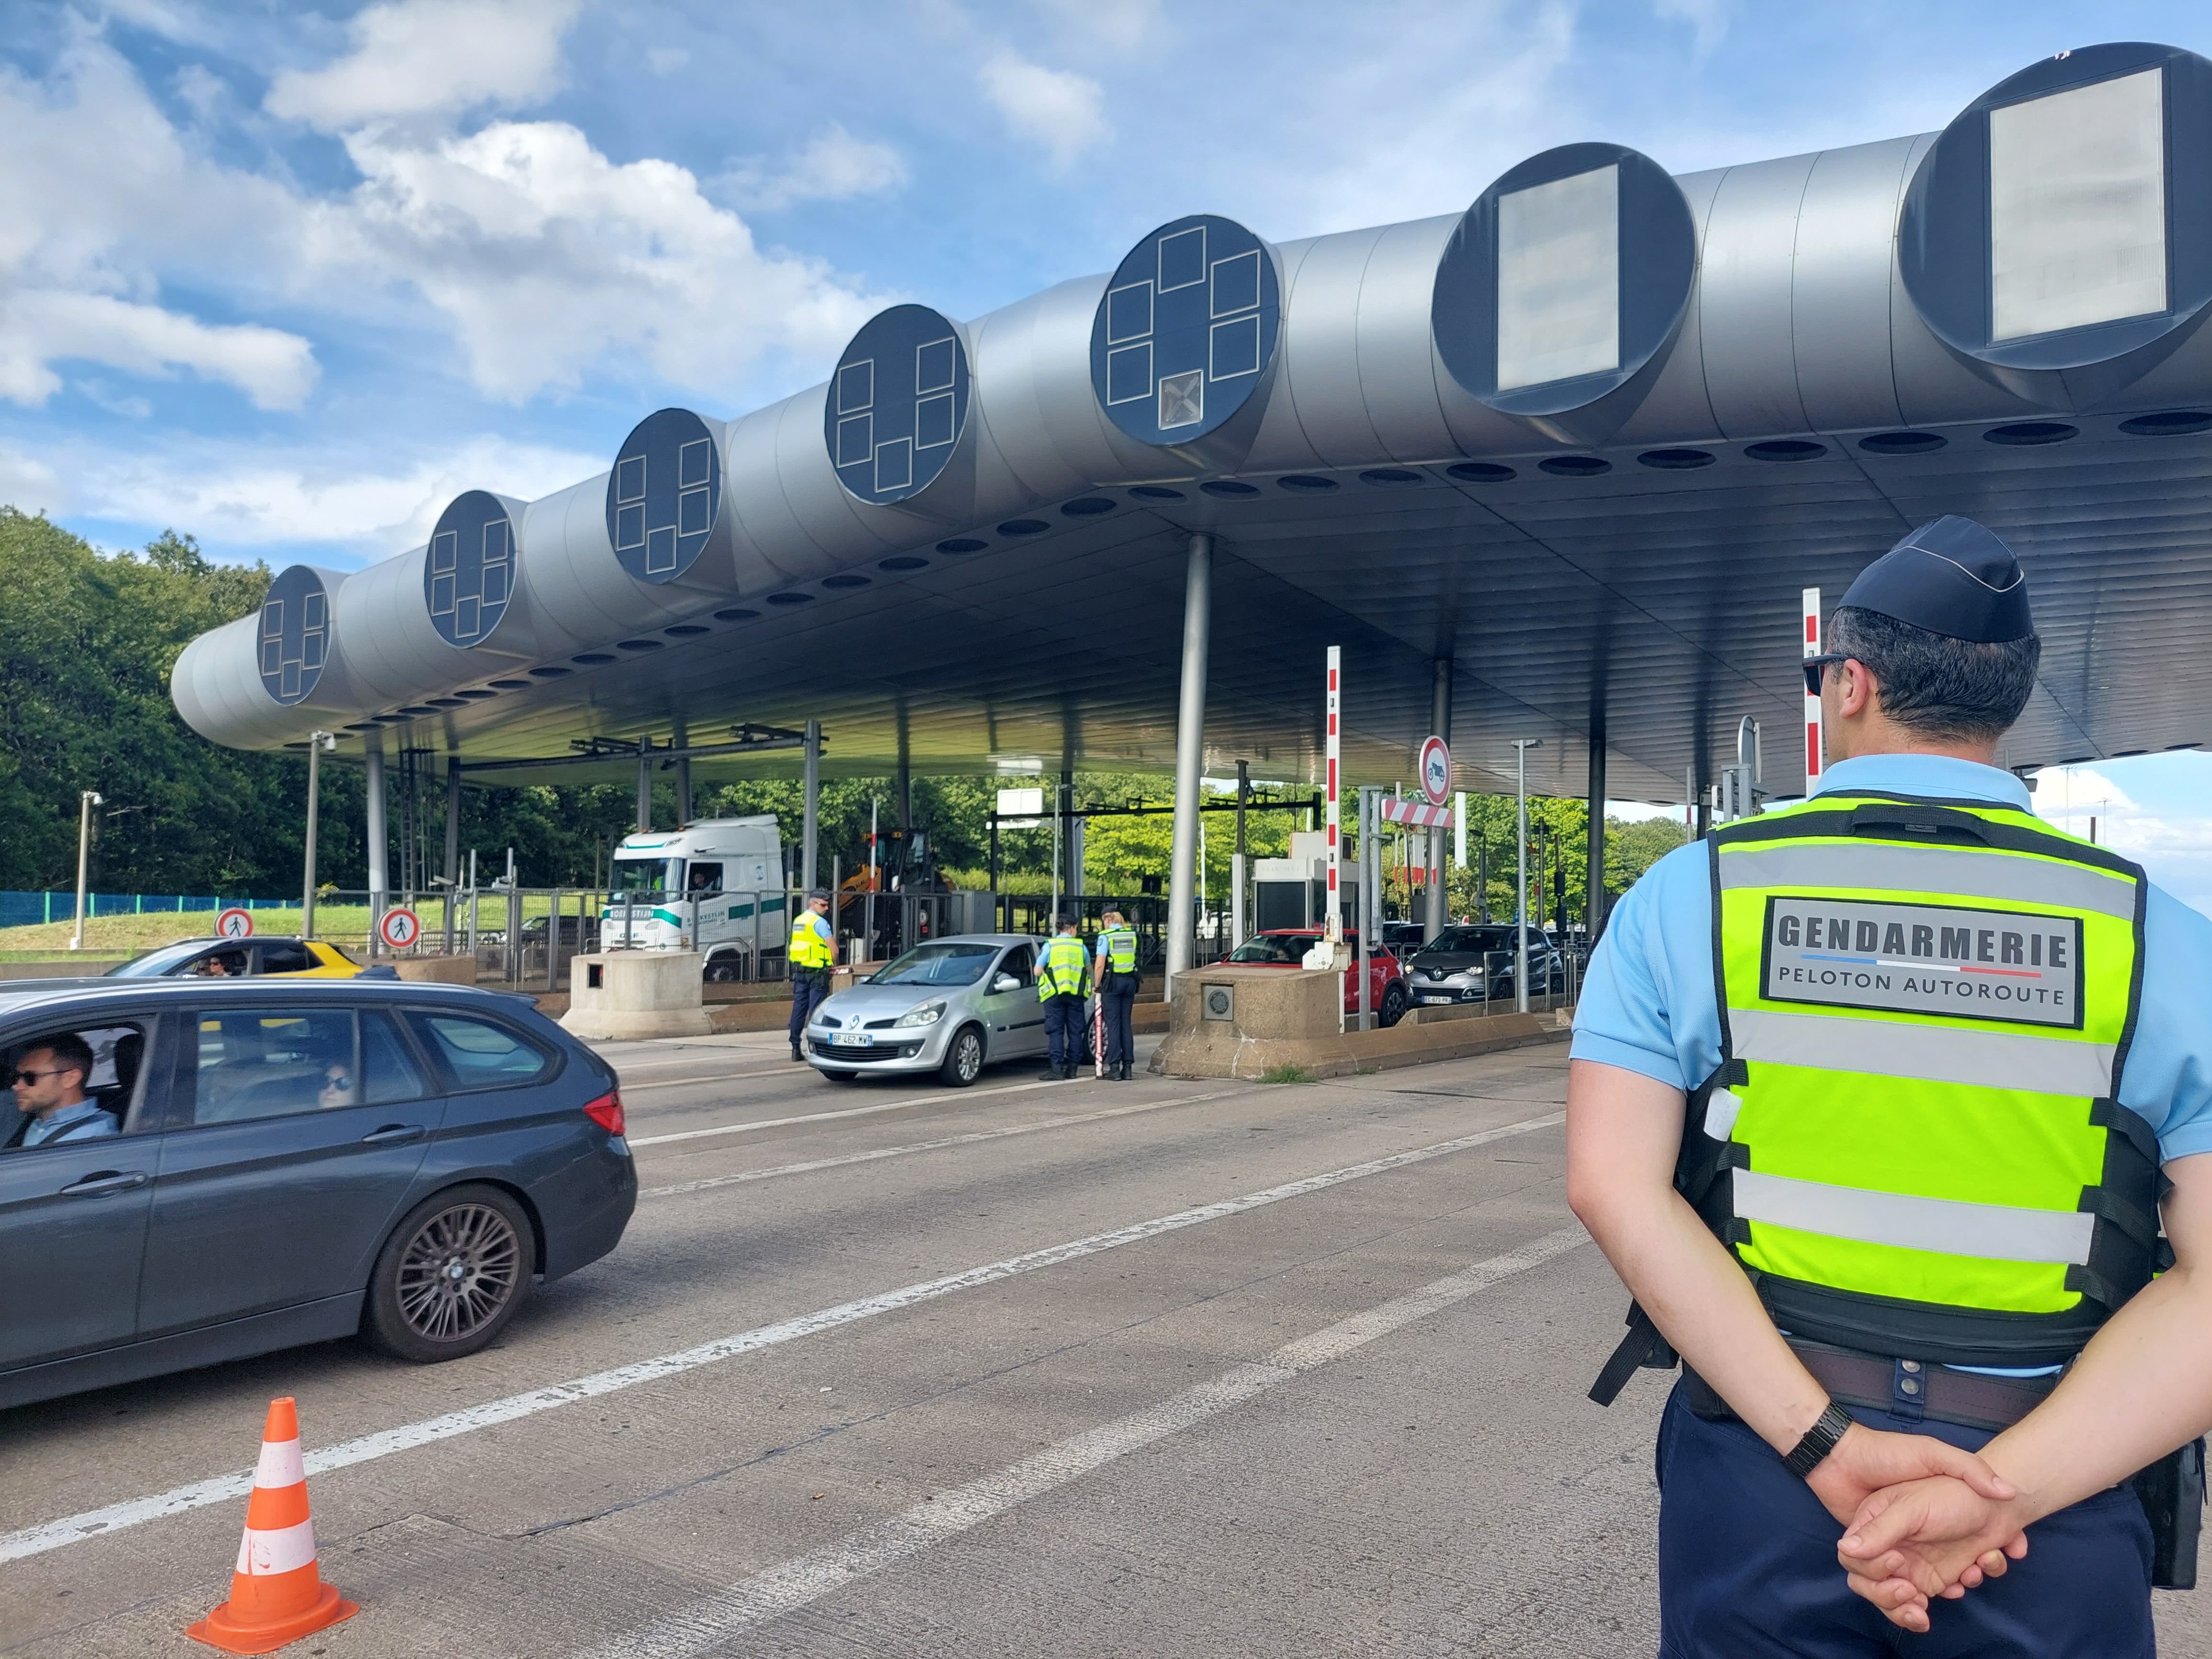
<box><xmin>1380</xmin><ymin>797</ymin><xmax>1454</xmax><ymax>829</ymax></box>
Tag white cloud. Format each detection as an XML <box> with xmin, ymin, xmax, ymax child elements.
<box><xmin>0</xmin><ymin>445</ymin><xmax>66</xmax><ymax>514</ymax></box>
<box><xmin>1653</xmin><ymin>0</ymin><xmax>1730</xmax><ymax>55</ymax></box>
<box><xmin>0</xmin><ymin>290</ymin><xmax>315</xmax><ymax>409</ymax></box>
<box><xmin>646</xmin><ymin>47</ymin><xmax>689</xmax><ymax>76</ymax></box>
<box><xmin>1029</xmin><ymin>0</ymin><xmax>1157</xmax><ymax>52</ymax></box>
<box><xmin>718</xmin><ymin>123</ymin><xmax>910</xmax><ymax>212</ymax></box>
<box><xmin>264</xmin><ymin>0</ymin><xmax>581</xmax><ymax>133</ymax></box>
<box><xmin>311</xmin><ymin>119</ymin><xmax>883</xmax><ymax>401</ymax></box>
<box><xmin>77</xmin><ymin>433</ymin><xmax>603</xmax><ymax>558</ymax></box>
<box><xmin>978</xmin><ymin>50</ymin><xmax>1109</xmax><ymax>170</ymax></box>
<box><xmin>2035</xmin><ymin>763</ymin><xmax>2212</xmax><ymax>917</ymax></box>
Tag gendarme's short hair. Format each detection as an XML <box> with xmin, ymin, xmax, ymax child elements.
<box><xmin>1839</xmin><ymin>516</ymin><xmax>2033</xmax><ymax>643</ymax></box>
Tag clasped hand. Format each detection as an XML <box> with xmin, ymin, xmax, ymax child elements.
<box><xmin>1808</xmin><ymin>1424</ymin><xmax>2029</xmax><ymax>1633</ymax></box>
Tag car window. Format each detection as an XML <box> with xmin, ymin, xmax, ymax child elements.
<box><xmin>187</xmin><ymin>1008</ymin><xmax>355</xmax><ymax>1126</ymax></box>
<box><xmin>1226</xmin><ymin>935</ymin><xmax>1309</xmax><ymax>964</ymax></box>
<box><xmin>188</xmin><ymin>948</ymin><xmax>251</xmax><ymax>979</ymax></box>
<box><xmin>996</xmin><ymin>945</ymin><xmax>1034</xmax><ymax>982</ymax></box>
<box><xmin>873</xmin><ymin>942</ymin><xmax>998</xmax><ymax>986</ymax></box>
<box><xmin>108</xmin><ymin>940</ymin><xmax>219</xmax><ymax>977</ymax></box>
<box><xmin>362</xmin><ymin>1010</ymin><xmax>429</xmax><ymax>1105</ymax></box>
<box><xmin>687</xmin><ymin>863</ymin><xmax>724</xmax><ymax>893</ymax></box>
<box><xmin>2</xmin><ymin>1022</ymin><xmax>149</xmax><ymax>1148</ymax></box>
<box><xmin>408</xmin><ymin>1012</ymin><xmax>551</xmax><ymax>1090</ymax></box>
<box><xmin>256</xmin><ymin>943</ymin><xmax>316</xmax><ymax>974</ymax></box>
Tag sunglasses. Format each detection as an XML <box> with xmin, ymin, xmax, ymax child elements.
<box><xmin>1801</xmin><ymin>653</ymin><xmax>1850</xmax><ymax>695</ymax></box>
<box><xmin>11</xmin><ymin>1068</ymin><xmax>75</xmax><ymax>1084</ymax></box>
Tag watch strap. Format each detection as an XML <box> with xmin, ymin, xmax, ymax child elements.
<box><xmin>1783</xmin><ymin>1401</ymin><xmax>1854</xmax><ymax>1480</ymax></box>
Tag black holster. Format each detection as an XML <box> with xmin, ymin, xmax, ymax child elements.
<box><xmin>2132</xmin><ymin>1438</ymin><xmax>2205</xmax><ymax>1591</ymax></box>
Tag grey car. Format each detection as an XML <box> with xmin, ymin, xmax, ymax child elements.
<box><xmin>1404</xmin><ymin>924</ymin><xmax>1564</xmax><ymax>1005</ymax></box>
<box><xmin>807</xmin><ymin>934</ymin><xmax>1081</xmax><ymax>1086</ymax></box>
<box><xmin>0</xmin><ymin>976</ymin><xmax>635</xmax><ymax>1410</ymax></box>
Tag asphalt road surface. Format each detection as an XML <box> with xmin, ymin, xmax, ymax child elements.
<box><xmin>5</xmin><ymin>1030</ymin><xmax>2208</xmax><ymax>1656</ymax></box>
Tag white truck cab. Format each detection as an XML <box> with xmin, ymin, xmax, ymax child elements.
<box><xmin>604</xmin><ymin>816</ymin><xmax>789</xmax><ymax>981</ymax></box>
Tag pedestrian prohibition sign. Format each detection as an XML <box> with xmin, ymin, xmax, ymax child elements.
<box><xmin>214</xmin><ymin>907</ymin><xmax>254</xmax><ymax>940</ymax></box>
<box><xmin>378</xmin><ymin>907</ymin><xmax>422</xmax><ymax>951</ymax></box>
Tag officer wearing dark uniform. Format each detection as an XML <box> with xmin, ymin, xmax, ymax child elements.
<box><xmin>1035</xmin><ymin>913</ymin><xmax>1089</xmax><ymax>1080</ymax></box>
<box><xmin>1569</xmin><ymin>517</ymin><xmax>2212</xmax><ymax>1654</ymax></box>
<box><xmin>1093</xmin><ymin>909</ymin><xmax>1140</xmax><ymax>1081</ymax></box>
<box><xmin>787</xmin><ymin>891</ymin><xmax>835</xmax><ymax>1062</ymax></box>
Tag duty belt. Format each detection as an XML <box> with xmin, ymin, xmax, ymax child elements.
<box><xmin>1683</xmin><ymin>1337</ymin><xmax>2057</xmax><ymax>1433</ymax></box>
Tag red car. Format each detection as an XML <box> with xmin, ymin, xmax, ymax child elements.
<box><xmin>1219</xmin><ymin>929</ymin><xmax>1410</xmax><ymax>1027</ymax></box>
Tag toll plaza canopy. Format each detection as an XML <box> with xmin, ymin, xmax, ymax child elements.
<box><xmin>175</xmin><ymin>42</ymin><xmax>2212</xmax><ymax>805</ymax></box>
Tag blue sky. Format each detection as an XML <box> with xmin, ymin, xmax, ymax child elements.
<box><xmin>7</xmin><ymin>0</ymin><xmax>2212</xmax><ymax>901</ymax></box>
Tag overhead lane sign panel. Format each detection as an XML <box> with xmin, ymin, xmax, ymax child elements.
<box><xmin>1090</xmin><ymin>214</ymin><xmax>1281</xmax><ymax>449</ymax></box>
<box><xmin>826</xmin><ymin>305</ymin><xmax>971</xmax><ymax>508</ymax></box>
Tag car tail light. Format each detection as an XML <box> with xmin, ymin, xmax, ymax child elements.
<box><xmin>583</xmin><ymin>1090</ymin><xmax>625</xmax><ymax>1136</ymax></box>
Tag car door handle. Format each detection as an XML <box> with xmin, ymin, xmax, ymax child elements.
<box><xmin>359</xmin><ymin>1124</ymin><xmax>427</xmax><ymax>1146</ymax></box>
<box><xmin>59</xmin><ymin>1170</ymin><xmax>150</xmax><ymax>1197</ymax></box>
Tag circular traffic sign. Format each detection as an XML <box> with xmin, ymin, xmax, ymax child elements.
<box><xmin>215</xmin><ymin>907</ymin><xmax>254</xmax><ymax>940</ymax></box>
<box><xmin>378</xmin><ymin>907</ymin><xmax>422</xmax><ymax>951</ymax></box>
<box><xmin>1419</xmin><ymin>736</ymin><xmax>1452</xmax><ymax>805</ymax></box>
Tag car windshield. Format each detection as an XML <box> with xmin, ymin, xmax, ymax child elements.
<box><xmin>872</xmin><ymin>941</ymin><xmax>999</xmax><ymax>986</ymax></box>
<box><xmin>108</xmin><ymin>940</ymin><xmax>221</xmax><ymax>977</ymax></box>
<box><xmin>612</xmin><ymin>857</ymin><xmax>681</xmax><ymax>896</ymax></box>
<box><xmin>1423</xmin><ymin>927</ymin><xmax>1514</xmax><ymax>954</ymax></box>
<box><xmin>1226</xmin><ymin>935</ymin><xmax>1313</xmax><ymax>965</ymax></box>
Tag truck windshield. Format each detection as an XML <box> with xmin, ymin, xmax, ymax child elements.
<box><xmin>873</xmin><ymin>942</ymin><xmax>998</xmax><ymax>986</ymax></box>
<box><xmin>612</xmin><ymin>858</ymin><xmax>682</xmax><ymax>896</ymax></box>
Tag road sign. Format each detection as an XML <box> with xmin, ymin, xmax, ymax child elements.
<box><xmin>215</xmin><ymin>907</ymin><xmax>253</xmax><ymax>940</ymax></box>
<box><xmin>378</xmin><ymin>907</ymin><xmax>422</xmax><ymax>951</ymax></box>
<box><xmin>1419</xmin><ymin>735</ymin><xmax>1451</xmax><ymax>804</ymax></box>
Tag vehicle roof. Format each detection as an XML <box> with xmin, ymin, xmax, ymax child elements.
<box><xmin>128</xmin><ymin>935</ymin><xmax>311</xmax><ymax>949</ymax></box>
<box><xmin>0</xmin><ymin>977</ymin><xmax>536</xmax><ymax>1017</ymax></box>
<box><xmin>894</xmin><ymin>933</ymin><xmax>1043</xmax><ymax>947</ymax></box>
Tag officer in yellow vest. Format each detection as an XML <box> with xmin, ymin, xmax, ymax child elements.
<box><xmin>787</xmin><ymin>890</ymin><xmax>835</xmax><ymax>1062</ymax></box>
<box><xmin>1093</xmin><ymin>908</ymin><xmax>1140</xmax><ymax>1081</ymax></box>
<box><xmin>1569</xmin><ymin>517</ymin><xmax>2212</xmax><ymax>1654</ymax></box>
<box><xmin>1034</xmin><ymin>911</ymin><xmax>1090</xmax><ymax>1080</ymax></box>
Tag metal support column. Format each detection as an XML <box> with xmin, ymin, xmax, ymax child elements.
<box><xmin>303</xmin><ymin>731</ymin><xmax>332</xmax><ymax>940</ymax></box>
<box><xmin>1230</xmin><ymin>758</ymin><xmax>1250</xmax><ymax>948</ymax></box>
<box><xmin>801</xmin><ymin>718</ymin><xmax>821</xmax><ymax>893</ymax></box>
<box><xmin>1427</xmin><ymin>657</ymin><xmax>1451</xmax><ymax>942</ymax></box>
<box><xmin>635</xmin><ymin>738</ymin><xmax>652</xmax><ymax>833</ymax></box>
<box><xmin>1163</xmin><ymin>532</ymin><xmax>1213</xmax><ymax>1001</ymax></box>
<box><xmin>1586</xmin><ymin>714</ymin><xmax>1608</xmax><ymax>943</ymax></box>
<box><xmin>1512</xmin><ymin>738</ymin><xmax>1541</xmax><ymax>1012</ymax></box>
<box><xmin>365</xmin><ymin>737</ymin><xmax>388</xmax><ymax>951</ymax></box>
<box><xmin>444</xmin><ymin>754</ymin><xmax>462</xmax><ymax>885</ymax></box>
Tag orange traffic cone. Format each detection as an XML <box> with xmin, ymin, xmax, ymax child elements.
<box><xmin>186</xmin><ymin>1398</ymin><xmax>358</xmax><ymax>1654</ymax></box>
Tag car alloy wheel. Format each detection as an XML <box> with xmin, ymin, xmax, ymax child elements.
<box><xmin>940</xmin><ymin>1025</ymin><xmax>984</xmax><ymax>1087</ymax></box>
<box><xmin>365</xmin><ymin>1183</ymin><xmax>534</xmax><ymax>1362</ymax></box>
<box><xmin>397</xmin><ymin>1201</ymin><xmax>522</xmax><ymax>1342</ymax></box>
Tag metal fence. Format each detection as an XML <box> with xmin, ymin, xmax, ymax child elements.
<box><xmin>0</xmin><ymin>891</ymin><xmax>293</xmax><ymax>929</ymax></box>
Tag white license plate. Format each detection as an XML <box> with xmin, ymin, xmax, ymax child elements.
<box><xmin>832</xmin><ymin>1030</ymin><xmax>875</xmax><ymax>1048</ymax></box>
<box><xmin>1418</xmin><ymin>995</ymin><xmax>1451</xmax><ymax>1005</ymax></box>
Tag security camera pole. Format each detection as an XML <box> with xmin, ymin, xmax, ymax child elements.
<box><xmin>302</xmin><ymin>731</ymin><xmax>335</xmax><ymax>940</ymax></box>
<box><xmin>69</xmin><ymin>789</ymin><xmax>103</xmax><ymax>952</ymax></box>
<box><xmin>1512</xmin><ymin>739</ymin><xmax>1542</xmax><ymax>1012</ymax></box>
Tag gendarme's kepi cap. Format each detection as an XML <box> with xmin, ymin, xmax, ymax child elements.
<box><xmin>1839</xmin><ymin>515</ymin><xmax>2034</xmax><ymax>643</ymax></box>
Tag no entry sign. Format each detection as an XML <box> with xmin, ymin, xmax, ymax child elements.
<box><xmin>377</xmin><ymin>907</ymin><xmax>422</xmax><ymax>951</ymax></box>
<box><xmin>214</xmin><ymin>907</ymin><xmax>254</xmax><ymax>940</ymax></box>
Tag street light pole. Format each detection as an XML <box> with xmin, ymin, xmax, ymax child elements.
<box><xmin>302</xmin><ymin>731</ymin><xmax>334</xmax><ymax>940</ymax></box>
<box><xmin>69</xmin><ymin>790</ymin><xmax>102</xmax><ymax>951</ymax></box>
<box><xmin>1512</xmin><ymin>740</ymin><xmax>1543</xmax><ymax>1012</ymax></box>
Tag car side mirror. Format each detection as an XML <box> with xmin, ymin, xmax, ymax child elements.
<box><xmin>992</xmin><ymin>973</ymin><xmax>1020</xmax><ymax>993</ymax></box>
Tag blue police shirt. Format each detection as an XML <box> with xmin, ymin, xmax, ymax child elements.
<box><xmin>1574</xmin><ymin>753</ymin><xmax>2212</xmax><ymax>1162</ymax></box>
<box><xmin>22</xmin><ymin>1099</ymin><xmax>118</xmax><ymax>1148</ymax></box>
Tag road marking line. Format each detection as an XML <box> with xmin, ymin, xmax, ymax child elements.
<box><xmin>641</xmin><ymin>1091</ymin><xmax>1245</xmax><ymax>1198</ymax></box>
<box><xmin>619</xmin><ymin>1066</ymin><xmax>798</xmax><ymax>1092</ymax></box>
<box><xmin>627</xmin><ymin>1075</ymin><xmax>1093</xmax><ymax>1145</ymax></box>
<box><xmin>0</xmin><ymin>1110</ymin><xmax>1562</xmax><ymax>1566</ymax></box>
<box><xmin>577</xmin><ymin>1223</ymin><xmax>1590</xmax><ymax>1657</ymax></box>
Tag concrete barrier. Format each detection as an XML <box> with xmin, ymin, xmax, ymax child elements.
<box><xmin>558</xmin><ymin>950</ymin><xmax>712</xmax><ymax>1040</ymax></box>
<box><xmin>388</xmin><ymin>955</ymin><xmax>476</xmax><ymax>984</ymax></box>
<box><xmin>0</xmin><ymin>960</ymin><xmax>125</xmax><ymax>979</ymax></box>
<box><xmin>1150</xmin><ymin>966</ymin><xmax>1563</xmax><ymax>1079</ymax></box>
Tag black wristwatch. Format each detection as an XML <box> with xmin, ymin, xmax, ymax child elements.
<box><xmin>1783</xmin><ymin>1401</ymin><xmax>1855</xmax><ymax>1480</ymax></box>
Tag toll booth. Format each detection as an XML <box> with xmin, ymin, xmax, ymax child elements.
<box><xmin>1252</xmin><ymin>856</ymin><xmax>1359</xmax><ymax>933</ymax></box>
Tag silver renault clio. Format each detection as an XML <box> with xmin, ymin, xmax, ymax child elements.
<box><xmin>805</xmin><ymin>934</ymin><xmax>1067</xmax><ymax>1086</ymax></box>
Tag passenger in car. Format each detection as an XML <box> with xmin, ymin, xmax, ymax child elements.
<box><xmin>319</xmin><ymin>1063</ymin><xmax>354</xmax><ymax>1108</ymax></box>
<box><xmin>10</xmin><ymin>1034</ymin><xmax>117</xmax><ymax>1147</ymax></box>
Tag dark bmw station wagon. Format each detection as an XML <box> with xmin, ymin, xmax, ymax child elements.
<box><xmin>0</xmin><ymin>977</ymin><xmax>635</xmax><ymax>1409</ymax></box>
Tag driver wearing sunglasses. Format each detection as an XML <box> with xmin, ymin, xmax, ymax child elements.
<box><xmin>10</xmin><ymin>1033</ymin><xmax>115</xmax><ymax>1148</ymax></box>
